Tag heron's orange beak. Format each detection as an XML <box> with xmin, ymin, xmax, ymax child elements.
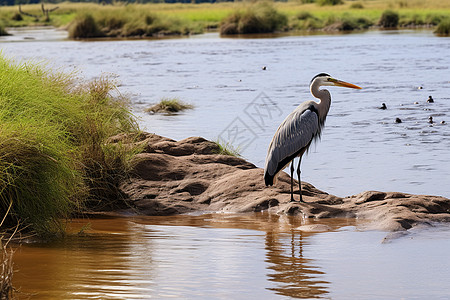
<box><xmin>332</xmin><ymin>79</ymin><xmax>362</xmax><ymax>89</ymax></box>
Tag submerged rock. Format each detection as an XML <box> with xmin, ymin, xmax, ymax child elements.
<box><xmin>115</xmin><ymin>133</ymin><xmax>450</xmax><ymax>232</ymax></box>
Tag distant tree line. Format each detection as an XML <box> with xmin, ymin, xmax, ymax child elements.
<box><xmin>1</xmin><ymin>0</ymin><xmax>236</xmax><ymax>5</ymax></box>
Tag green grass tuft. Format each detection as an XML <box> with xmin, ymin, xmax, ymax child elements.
<box><xmin>0</xmin><ymin>23</ymin><xmax>8</xmax><ymax>36</ymax></box>
<box><xmin>434</xmin><ymin>18</ymin><xmax>450</xmax><ymax>35</ymax></box>
<box><xmin>0</xmin><ymin>55</ymin><xmax>139</xmax><ymax>235</ymax></box>
<box><xmin>145</xmin><ymin>98</ymin><xmax>193</xmax><ymax>114</ymax></box>
<box><xmin>68</xmin><ymin>13</ymin><xmax>105</xmax><ymax>39</ymax></box>
<box><xmin>220</xmin><ymin>2</ymin><xmax>288</xmax><ymax>35</ymax></box>
<box><xmin>350</xmin><ymin>3</ymin><xmax>365</xmax><ymax>9</ymax></box>
<box><xmin>214</xmin><ymin>140</ymin><xmax>241</xmax><ymax>157</ymax></box>
<box><xmin>379</xmin><ymin>10</ymin><xmax>399</xmax><ymax>28</ymax></box>
<box><xmin>317</xmin><ymin>0</ymin><xmax>343</xmax><ymax>7</ymax></box>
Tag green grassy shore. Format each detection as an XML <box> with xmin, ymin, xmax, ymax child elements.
<box><xmin>0</xmin><ymin>56</ymin><xmax>140</xmax><ymax>236</ymax></box>
<box><xmin>0</xmin><ymin>0</ymin><xmax>449</xmax><ymax>38</ymax></box>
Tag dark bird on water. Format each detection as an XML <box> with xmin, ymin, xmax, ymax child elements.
<box><xmin>264</xmin><ymin>73</ymin><xmax>362</xmax><ymax>202</ymax></box>
<box><xmin>379</xmin><ymin>103</ymin><xmax>387</xmax><ymax>110</ymax></box>
<box><xmin>427</xmin><ymin>96</ymin><xmax>434</xmax><ymax>103</ymax></box>
<box><xmin>395</xmin><ymin>117</ymin><xmax>402</xmax><ymax>123</ymax></box>
<box><xmin>428</xmin><ymin>116</ymin><xmax>434</xmax><ymax>124</ymax></box>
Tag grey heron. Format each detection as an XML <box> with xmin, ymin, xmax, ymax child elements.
<box><xmin>264</xmin><ymin>73</ymin><xmax>362</xmax><ymax>202</ymax></box>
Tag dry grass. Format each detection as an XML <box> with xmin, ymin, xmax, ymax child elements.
<box><xmin>0</xmin><ymin>206</ymin><xmax>15</xmax><ymax>300</ymax></box>
<box><xmin>0</xmin><ymin>241</ymin><xmax>14</xmax><ymax>300</ymax></box>
<box><xmin>145</xmin><ymin>98</ymin><xmax>193</xmax><ymax>114</ymax></box>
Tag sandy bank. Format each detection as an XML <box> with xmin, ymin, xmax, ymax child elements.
<box><xmin>113</xmin><ymin>133</ymin><xmax>450</xmax><ymax>232</ymax></box>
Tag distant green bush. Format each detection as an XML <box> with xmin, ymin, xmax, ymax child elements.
<box><xmin>425</xmin><ymin>14</ymin><xmax>446</xmax><ymax>25</ymax></box>
<box><xmin>11</xmin><ymin>13</ymin><xmax>23</xmax><ymax>21</ymax></box>
<box><xmin>68</xmin><ymin>8</ymin><xmax>201</xmax><ymax>39</ymax></box>
<box><xmin>435</xmin><ymin>19</ymin><xmax>450</xmax><ymax>35</ymax></box>
<box><xmin>296</xmin><ymin>11</ymin><xmax>314</xmax><ymax>21</ymax></box>
<box><xmin>0</xmin><ymin>56</ymin><xmax>139</xmax><ymax>235</ymax></box>
<box><xmin>317</xmin><ymin>0</ymin><xmax>343</xmax><ymax>6</ymax></box>
<box><xmin>291</xmin><ymin>11</ymin><xmax>322</xmax><ymax>30</ymax></box>
<box><xmin>220</xmin><ymin>2</ymin><xmax>288</xmax><ymax>35</ymax></box>
<box><xmin>350</xmin><ymin>2</ymin><xmax>364</xmax><ymax>9</ymax></box>
<box><xmin>69</xmin><ymin>13</ymin><xmax>104</xmax><ymax>39</ymax></box>
<box><xmin>341</xmin><ymin>16</ymin><xmax>373</xmax><ymax>30</ymax></box>
<box><xmin>379</xmin><ymin>10</ymin><xmax>399</xmax><ymax>28</ymax></box>
<box><xmin>0</xmin><ymin>23</ymin><xmax>8</xmax><ymax>36</ymax></box>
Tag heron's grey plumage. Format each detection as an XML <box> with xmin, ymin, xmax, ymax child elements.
<box><xmin>264</xmin><ymin>101</ymin><xmax>320</xmax><ymax>184</ymax></box>
<box><xmin>263</xmin><ymin>73</ymin><xmax>361</xmax><ymax>202</ymax></box>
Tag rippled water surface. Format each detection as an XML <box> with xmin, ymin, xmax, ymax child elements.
<box><xmin>1</xmin><ymin>28</ymin><xmax>449</xmax><ymax>197</ymax></box>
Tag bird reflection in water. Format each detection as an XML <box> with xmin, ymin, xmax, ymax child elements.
<box><xmin>264</xmin><ymin>227</ymin><xmax>329</xmax><ymax>298</ymax></box>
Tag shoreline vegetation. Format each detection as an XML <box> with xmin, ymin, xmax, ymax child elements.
<box><xmin>0</xmin><ymin>55</ymin><xmax>141</xmax><ymax>236</ymax></box>
<box><xmin>0</xmin><ymin>0</ymin><xmax>448</xmax><ymax>38</ymax></box>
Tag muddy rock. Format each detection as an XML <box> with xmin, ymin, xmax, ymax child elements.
<box><xmin>116</xmin><ymin>133</ymin><xmax>450</xmax><ymax>231</ymax></box>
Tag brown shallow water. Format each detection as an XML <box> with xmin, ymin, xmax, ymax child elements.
<box><xmin>11</xmin><ymin>213</ymin><xmax>450</xmax><ymax>299</ymax></box>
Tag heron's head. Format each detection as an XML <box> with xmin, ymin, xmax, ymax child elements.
<box><xmin>311</xmin><ymin>73</ymin><xmax>362</xmax><ymax>89</ymax></box>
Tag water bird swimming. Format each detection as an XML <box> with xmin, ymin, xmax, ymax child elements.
<box><xmin>427</xmin><ymin>96</ymin><xmax>434</xmax><ymax>103</ymax></box>
<box><xmin>264</xmin><ymin>73</ymin><xmax>362</xmax><ymax>202</ymax></box>
<box><xmin>379</xmin><ymin>103</ymin><xmax>387</xmax><ymax>110</ymax></box>
<box><xmin>395</xmin><ymin>118</ymin><xmax>402</xmax><ymax>123</ymax></box>
<box><xmin>428</xmin><ymin>116</ymin><xmax>434</xmax><ymax>124</ymax></box>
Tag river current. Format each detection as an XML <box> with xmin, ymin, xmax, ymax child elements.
<box><xmin>1</xmin><ymin>27</ymin><xmax>449</xmax><ymax>198</ymax></box>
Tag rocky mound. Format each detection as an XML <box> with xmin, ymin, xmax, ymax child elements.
<box><xmin>114</xmin><ymin>133</ymin><xmax>450</xmax><ymax>231</ymax></box>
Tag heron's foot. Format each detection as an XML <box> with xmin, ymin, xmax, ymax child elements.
<box><xmin>290</xmin><ymin>197</ymin><xmax>304</xmax><ymax>203</ymax></box>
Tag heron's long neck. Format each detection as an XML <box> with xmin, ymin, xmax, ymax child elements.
<box><xmin>310</xmin><ymin>82</ymin><xmax>331</xmax><ymax>124</ymax></box>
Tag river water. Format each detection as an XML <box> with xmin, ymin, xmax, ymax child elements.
<box><xmin>1</xmin><ymin>27</ymin><xmax>449</xmax><ymax>198</ymax></box>
<box><xmin>2</xmin><ymin>28</ymin><xmax>450</xmax><ymax>299</ymax></box>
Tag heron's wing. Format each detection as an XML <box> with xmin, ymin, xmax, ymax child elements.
<box><xmin>264</xmin><ymin>106</ymin><xmax>319</xmax><ymax>178</ymax></box>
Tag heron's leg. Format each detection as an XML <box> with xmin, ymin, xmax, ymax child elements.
<box><xmin>290</xmin><ymin>160</ymin><xmax>295</xmax><ymax>202</ymax></box>
<box><xmin>297</xmin><ymin>156</ymin><xmax>303</xmax><ymax>202</ymax></box>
